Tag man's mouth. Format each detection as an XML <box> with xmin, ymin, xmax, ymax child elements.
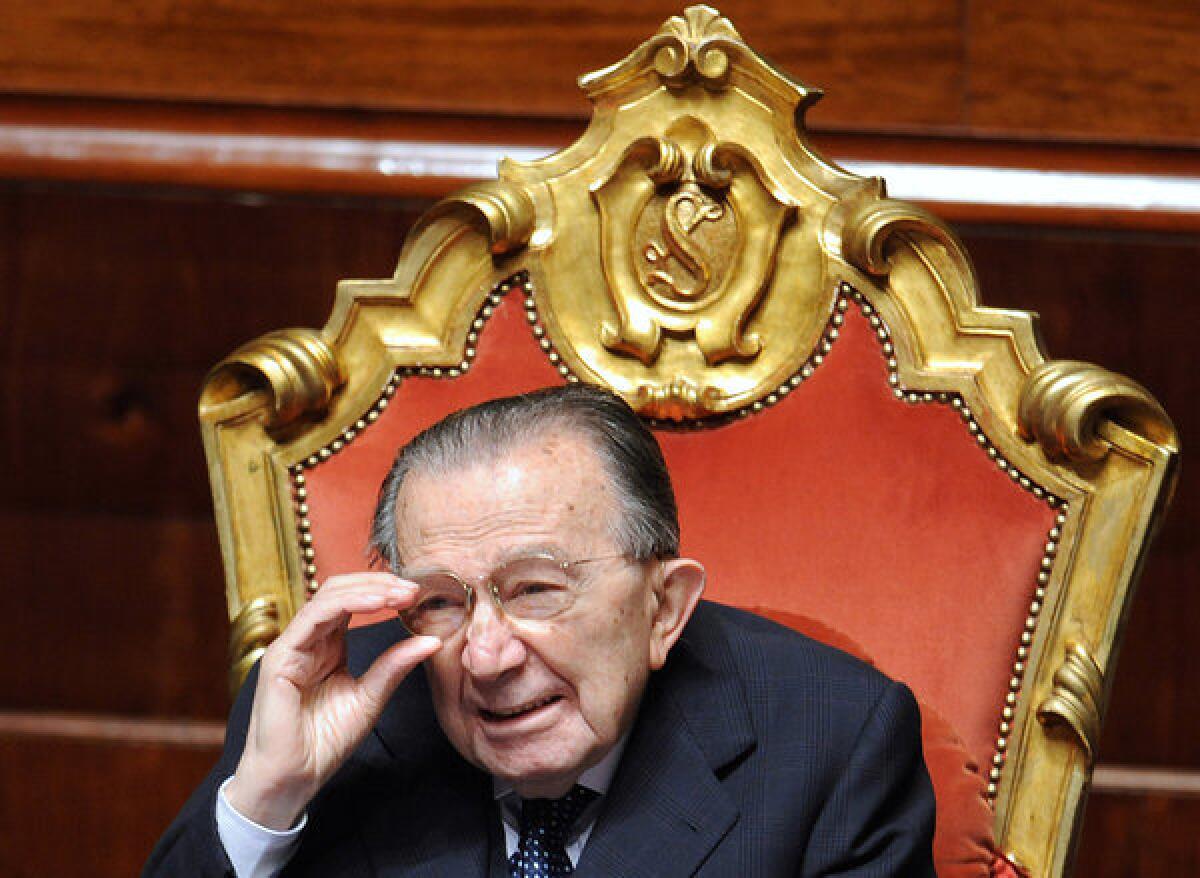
<box><xmin>479</xmin><ymin>694</ymin><xmax>564</xmax><ymax>722</ymax></box>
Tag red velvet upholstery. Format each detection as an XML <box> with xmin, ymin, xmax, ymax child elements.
<box><xmin>659</xmin><ymin>309</ymin><xmax>1056</xmax><ymax>769</ymax></box>
<box><xmin>304</xmin><ymin>281</ymin><xmax>1055</xmax><ymax>872</ymax></box>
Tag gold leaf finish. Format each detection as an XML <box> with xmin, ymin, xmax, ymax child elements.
<box><xmin>1019</xmin><ymin>360</ymin><xmax>1180</xmax><ymax>463</ymax></box>
<box><xmin>228</xmin><ymin>596</ymin><xmax>281</xmax><ymax>697</ymax></box>
<box><xmin>583</xmin><ymin>5</ymin><xmax>748</xmax><ymax>93</ymax></box>
<box><xmin>204</xmin><ymin>329</ymin><xmax>342</xmax><ymax>429</ymax></box>
<box><xmin>414</xmin><ymin>181</ymin><xmax>535</xmax><ymax>256</ymax></box>
<box><xmin>1036</xmin><ymin>641</ymin><xmax>1104</xmax><ymax>764</ymax></box>
<box><xmin>507</xmin><ymin>8</ymin><xmax>856</xmax><ymax>417</ymax></box>
<box><xmin>842</xmin><ymin>197</ymin><xmax>962</xmax><ymax>279</ymax></box>
<box><xmin>635</xmin><ymin>377</ymin><xmax>721</xmax><ymax>420</ymax></box>
<box><xmin>648</xmin><ymin>5</ymin><xmax>740</xmax><ymax>89</ymax></box>
<box><xmin>590</xmin><ymin>125</ymin><xmax>791</xmax><ymax>375</ymax></box>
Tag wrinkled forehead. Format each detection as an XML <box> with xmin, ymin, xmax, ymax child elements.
<box><xmin>392</xmin><ymin>432</ymin><xmax>623</xmax><ymax>568</ymax></box>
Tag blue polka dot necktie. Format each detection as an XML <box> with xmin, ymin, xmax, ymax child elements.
<box><xmin>508</xmin><ymin>784</ymin><xmax>599</xmax><ymax>877</ymax></box>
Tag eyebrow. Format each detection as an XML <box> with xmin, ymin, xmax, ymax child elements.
<box><xmin>496</xmin><ymin>542</ymin><xmax>565</xmax><ymax>564</ymax></box>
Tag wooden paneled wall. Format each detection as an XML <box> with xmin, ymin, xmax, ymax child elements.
<box><xmin>3</xmin><ymin>0</ymin><xmax>1200</xmax><ymax>144</ymax></box>
<box><xmin>1</xmin><ymin>2</ymin><xmax>1198</xmax><ymax>875</ymax></box>
<box><xmin>0</xmin><ymin>186</ymin><xmax>431</xmax><ymax>877</ymax></box>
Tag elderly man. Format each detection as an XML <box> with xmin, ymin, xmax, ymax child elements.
<box><xmin>146</xmin><ymin>384</ymin><xmax>935</xmax><ymax>877</ymax></box>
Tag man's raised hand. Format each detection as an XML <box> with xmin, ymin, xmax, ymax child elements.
<box><xmin>223</xmin><ymin>573</ymin><xmax>441</xmax><ymax>829</ymax></box>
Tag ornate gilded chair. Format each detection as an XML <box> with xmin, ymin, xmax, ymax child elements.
<box><xmin>198</xmin><ymin>7</ymin><xmax>1178</xmax><ymax>877</ymax></box>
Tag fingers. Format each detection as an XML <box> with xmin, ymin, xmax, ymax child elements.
<box><xmin>357</xmin><ymin>635</ymin><xmax>443</xmax><ymax>713</ymax></box>
<box><xmin>230</xmin><ymin>574</ymin><xmax>439</xmax><ymax>831</ymax></box>
<box><xmin>280</xmin><ymin>573</ymin><xmax>419</xmax><ymax>654</ymax></box>
<box><xmin>257</xmin><ymin>573</ymin><xmax>423</xmax><ymax>691</ymax></box>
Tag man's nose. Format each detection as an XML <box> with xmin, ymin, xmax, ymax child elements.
<box><xmin>460</xmin><ymin>592</ymin><xmax>526</xmax><ymax>680</ymax></box>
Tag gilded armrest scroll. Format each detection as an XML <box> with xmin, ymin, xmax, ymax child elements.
<box><xmin>1036</xmin><ymin>641</ymin><xmax>1103</xmax><ymax>765</ymax></box>
<box><xmin>202</xmin><ymin>329</ymin><xmax>343</xmax><ymax>430</ymax></box>
<box><xmin>228</xmin><ymin>597</ymin><xmax>282</xmax><ymax>697</ymax></box>
<box><xmin>412</xmin><ymin>182</ymin><xmax>536</xmax><ymax>258</ymax></box>
<box><xmin>841</xmin><ymin>198</ymin><xmax>964</xmax><ymax>281</ymax></box>
<box><xmin>1019</xmin><ymin>360</ymin><xmax>1179</xmax><ymax>463</ymax></box>
<box><xmin>200</xmin><ymin>329</ymin><xmax>343</xmax><ymax>694</ymax></box>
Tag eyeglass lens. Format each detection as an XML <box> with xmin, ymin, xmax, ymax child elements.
<box><xmin>399</xmin><ymin>556</ymin><xmax>581</xmax><ymax>636</ymax></box>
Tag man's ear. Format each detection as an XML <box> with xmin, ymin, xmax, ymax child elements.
<box><xmin>648</xmin><ymin>558</ymin><xmax>706</xmax><ymax>671</ymax></box>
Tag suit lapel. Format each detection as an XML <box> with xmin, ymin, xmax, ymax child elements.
<box><xmin>574</xmin><ymin>626</ymin><xmax>756</xmax><ymax>877</ymax></box>
<box><xmin>357</xmin><ymin>666</ymin><xmax>499</xmax><ymax>877</ymax></box>
<box><xmin>356</xmin><ymin>761</ymin><xmax>495</xmax><ymax>877</ymax></box>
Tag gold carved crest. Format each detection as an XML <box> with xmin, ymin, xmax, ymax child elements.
<box><xmin>592</xmin><ymin>120</ymin><xmax>793</xmax><ymax>368</ymax></box>
<box><xmin>499</xmin><ymin>4</ymin><xmax>871</xmax><ymax>419</ymax></box>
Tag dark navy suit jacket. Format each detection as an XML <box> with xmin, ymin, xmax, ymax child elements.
<box><xmin>144</xmin><ymin>601</ymin><xmax>936</xmax><ymax>876</ymax></box>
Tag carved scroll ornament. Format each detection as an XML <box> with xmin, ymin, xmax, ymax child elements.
<box><xmin>1019</xmin><ymin>360</ymin><xmax>1179</xmax><ymax>463</ymax></box>
<box><xmin>202</xmin><ymin>329</ymin><xmax>343</xmax><ymax>431</ymax></box>
<box><xmin>1037</xmin><ymin>641</ymin><xmax>1104</xmax><ymax>764</ymax></box>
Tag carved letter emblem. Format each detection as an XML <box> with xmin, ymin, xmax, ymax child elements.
<box><xmin>591</xmin><ymin>118</ymin><xmax>794</xmax><ymax>368</ymax></box>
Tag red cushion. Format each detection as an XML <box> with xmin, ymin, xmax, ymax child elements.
<box><xmin>656</xmin><ymin>308</ymin><xmax>1055</xmax><ymax>769</ymax></box>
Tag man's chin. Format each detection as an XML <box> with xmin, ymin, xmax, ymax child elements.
<box><xmin>509</xmin><ymin>773</ymin><xmax>580</xmax><ymax>799</ymax></box>
<box><xmin>476</xmin><ymin>743</ymin><xmax>587</xmax><ymax>797</ymax></box>
<box><xmin>471</xmin><ymin>730</ymin><xmax>596</xmax><ymax>798</ymax></box>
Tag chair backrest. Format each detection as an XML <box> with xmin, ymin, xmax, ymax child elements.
<box><xmin>198</xmin><ymin>7</ymin><xmax>1179</xmax><ymax>877</ymax></box>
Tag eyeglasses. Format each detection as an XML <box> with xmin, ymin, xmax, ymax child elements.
<box><xmin>397</xmin><ymin>553</ymin><xmax>632</xmax><ymax>638</ymax></box>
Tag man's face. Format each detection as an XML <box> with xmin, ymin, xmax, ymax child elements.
<box><xmin>393</xmin><ymin>432</ymin><xmax>670</xmax><ymax>798</ymax></box>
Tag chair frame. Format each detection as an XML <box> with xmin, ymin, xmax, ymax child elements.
<box><xmin>198</xmin><ymin>6</ymin><xmax>1179</xmax><ymax>875</ymax></box>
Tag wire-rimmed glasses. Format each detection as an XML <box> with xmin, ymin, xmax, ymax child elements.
<box><xmin>397</xmin><ymin>553</ymin><xmax>632</xmax><ymax>638</ymax></box>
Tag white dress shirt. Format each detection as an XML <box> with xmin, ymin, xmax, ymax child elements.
<box><xmin>216</xmin><ymin>733</ymin><xmax>629</xmax><ymax>878</ymax></box>
<box><xmin>216</xmin><ymin>777</ymin><xmax>307</xmax><ymax>878</ymax></box>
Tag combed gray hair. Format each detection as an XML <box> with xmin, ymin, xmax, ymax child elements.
<box><xmin>368</xmin><ymin>384</ymin><xmax>680</xmax><ymax>570</ymax></box>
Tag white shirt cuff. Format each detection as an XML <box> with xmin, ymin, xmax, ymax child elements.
<box><xmin>215</xmin><ymin>776</ymin><xmax>307</xmax><ymax>878</ymax></box>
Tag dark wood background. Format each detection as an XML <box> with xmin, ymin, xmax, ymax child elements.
<box><xmin>0</xmin><ymin>2</ymin><xmax>1197</xmax><ymax>875</ymax></box>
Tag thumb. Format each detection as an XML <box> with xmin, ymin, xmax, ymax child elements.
<box><xmin>357</xmin><ymin>635</ymin><xmax>443</xmax><ymax>712</ymax></box>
